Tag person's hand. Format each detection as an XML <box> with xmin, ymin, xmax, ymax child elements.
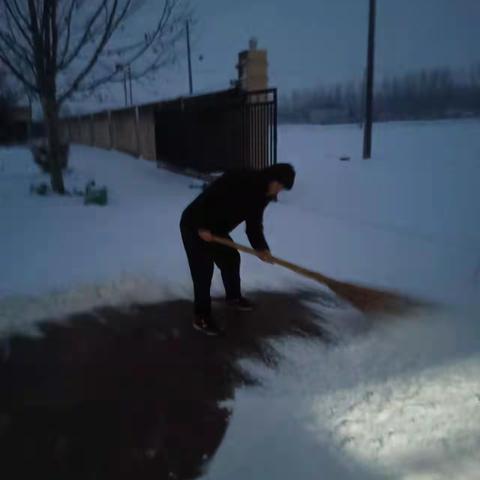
<box><xmin>198</xmin><ymin>229</ymin><xmax>213</xmax><ymax>242</ymax></box>
<box><xmin>257</xmin><ymin>249</ymin><xmax>274</xmax><ymax>263</ymax></box>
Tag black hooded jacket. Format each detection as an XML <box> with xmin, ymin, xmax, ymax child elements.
<box><xmin>181</xmin><ymin>164</ymin><xmax>295</xmax><ymax>251</ymax></box>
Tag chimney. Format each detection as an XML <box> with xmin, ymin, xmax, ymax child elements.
<box><xmin>236</xmin><ymin>37</ymin><xmax>268</xmax><ymax>92</ymax></box>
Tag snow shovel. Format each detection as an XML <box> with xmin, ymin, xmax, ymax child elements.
<box><xmin>211</xmin><ymin>235</ymin><xmax>416</xmax><ymax>314</ymax></box>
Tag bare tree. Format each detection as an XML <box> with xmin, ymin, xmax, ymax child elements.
<box><xmin>0</xmin><ymin>0</ymin><xmax>189</xmax><ymax>193</ymax></box>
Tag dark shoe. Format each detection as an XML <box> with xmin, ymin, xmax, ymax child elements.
<box><xmin>193</xmin><ymin>315</ymin><xmax>223</xmax><ymax>336</ymax></box>
<box><xmin>226</xmin><ymin>297</ymin><xmax>255</xmax><ymax>312</ymax></box>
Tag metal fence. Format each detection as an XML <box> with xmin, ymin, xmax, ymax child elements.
<box><xmin>154</xmin><ymin>88</ymin><xmax>277</xmax><ymax>173</ymax></box>
<box><xmin>61</xmin><ymin>87</ymin><xmax>277</xmax><ymax>174</ymax></box>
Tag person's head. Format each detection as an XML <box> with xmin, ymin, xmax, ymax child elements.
<box><xmin>262</xmin><ymin>163</ymin><xmax>296</xmax><ymax>197</ymax></box>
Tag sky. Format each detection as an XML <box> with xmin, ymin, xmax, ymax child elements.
<box><xmin>3</xmin><ymin>0</ymin><xmax>479</xmax><ymax>113</ymax></box>
<box><xmin>181</xmin><ymin>0</ymin><xmax>480</xmax><ymax>96</ymax></box>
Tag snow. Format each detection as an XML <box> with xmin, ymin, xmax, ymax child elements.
<box><xmin>200</xmin><ymin>301</ymin><xmax>480</xmax><ymax>479</ymax></box>
<box><xmin>0</xmin><ymin>145</ymin><xmax>195</xmax><ymax>333</ymax></box>
<box><xmin>276</xmin><ymin>120</ymin><xmax>480</xmax><ymax>307</ymax></box>
<box><xmin>1</xmin><ymin>119</ymin><xmax>479</xmax><ymax>478</ymax></box>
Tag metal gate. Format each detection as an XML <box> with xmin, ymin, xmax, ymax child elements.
<box><xmin>154</xmin><ymin>88</ymin><xmax>277</xmax><ymax>173</ymax></box>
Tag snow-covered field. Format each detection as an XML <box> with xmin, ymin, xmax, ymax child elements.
<box><xmin>1</xmin><ymin>119</ymin><xmax>479</xmax><ymax>478</ymax></box>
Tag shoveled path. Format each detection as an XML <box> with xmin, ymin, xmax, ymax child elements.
<box><xmin>0</xmin><ymin>289</ymin><xmax>339</xmax><ymax>480</ymax></box>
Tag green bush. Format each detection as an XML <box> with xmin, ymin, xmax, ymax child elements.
<box><xmin>84</xmin><ymin>181</ymin><xmax>108</xmax><ymax>206</ymax></box>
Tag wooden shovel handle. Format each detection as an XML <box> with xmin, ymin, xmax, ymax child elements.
<box><xmin>211</xmin><ymin>235</ymin><xmax>333</xmax><ymax>286</ymax></box>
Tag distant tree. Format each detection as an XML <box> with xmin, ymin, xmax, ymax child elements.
<box><xmin>0</xmin><ymin>0</ymin><xmax>190</xmax><ymax>193</ymax></box>
<box><xmin>280</xmin><ymin>63</ymin><xmax>479</xmax><ymax>126</ymax></box>
<box><xmin>470</xmin><ymin>63</ymin><xmax>480</xmax><ymax>88</ymax></box>
<box><xmin>469</xmin><ymin>63</ymin><xmax>480</xmax><ymax>112</ymax></box>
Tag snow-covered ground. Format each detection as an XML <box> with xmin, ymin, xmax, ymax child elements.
<box><xmin>1</xmin><ymin>119</ymin><xmax>479</xmax><ymax>478</ymax></box>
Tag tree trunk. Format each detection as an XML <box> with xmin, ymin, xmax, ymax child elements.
<box><xmin>43</xmin><ymin>96</ymin><xmax>65</xmax><ymax>194</ymax></box>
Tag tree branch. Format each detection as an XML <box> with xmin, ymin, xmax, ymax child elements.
<box><xmin>1</xmin><ymin>0</ymin><xmax>189</xmax><ymax>107</ymax></box>
<box><xmin>58</xmin><ymin>0</ymin><xmax>114</xmax><ymax>71</ymax></box>
<box><xmin>27</xmin><ymin>0</ymin><xmax>47</xmax><ymax>89</ymax></box>
<box><xmin>3</xmin><ymin>0</ymin><xmax>34</xmax><ymax>49</ymax></box>
<box><xmin>0</xmin><ymin>47</ymin><xmax>38</xmax><ymax>93</ymax></box>
<box><xmin>59</xmin><ymin>0</ymin><xmax>132</xmax><ymax>104</ymax></box>
<box><xmin>58</xmin><ymin>0</ymin><xmax>77</xmax><ymax>68</ymax></box>
<box><xmin>104</xmin><ymin>0</ymin><xmax>171</xmax><ymax>57</ymax></box>
<box><xmin>0</xmin><ymin>29</ymin><xmax>26</xmax><ymax>60</ymax></box>
<box><xmin>11</xmin><ymin>0</ymin><xmax>32</xmax><ymax>26</ymax></box>
<box><xmin>75</xmin><ymin>0</ymin><xmax>185</xmax><ymax>93</ymax></box>
<box><xmin>0</xmin><ymin>28</ymin><xmax>37</xmax><ymax>78</ymax></box>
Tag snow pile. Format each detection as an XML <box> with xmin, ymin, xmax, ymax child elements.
<box><xmin>311</xmin><ymin>306</ymin><xmax>480</xmax><ymax>479</ymax></box>
<box><xmin>203</xmin><ymin>305</ymin><xmax>480</xmax><ymax>479</ymax></box>
<box><xmin>318</xmin><ymin>356</ymin><xmax>480</xmax><ymax>479</ymax></box>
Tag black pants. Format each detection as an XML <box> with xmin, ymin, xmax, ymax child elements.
<box><xmin>180</xmin><ymin>218</ymin><xmax>241</xmax><ymax>316</ymax></box>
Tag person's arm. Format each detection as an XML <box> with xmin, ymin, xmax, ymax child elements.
<box><xmin>246</xmin><ymin>202</ymin><xmax>270</xmax><ymax>252</ymax></box>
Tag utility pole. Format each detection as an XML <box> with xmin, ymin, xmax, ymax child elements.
<box><xmin>363</xmin><ymin>0</ymin><xmax>376</xmax><ymax>159</ymax></box>
<box><xmin>186</xmin><ymin>20</ymin><xmax>193</xmax><ymax>95</ymax></box>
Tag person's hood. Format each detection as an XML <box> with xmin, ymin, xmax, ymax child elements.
<box><xmin>261</xmin><ymin>163</ymin><xmax>295</xmax><ymax>190</ymax></box>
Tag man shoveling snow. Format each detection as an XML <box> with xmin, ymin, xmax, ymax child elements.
<box><xmin>180</xmin><ymin>163</ymin><xmax>296</xmax><ymax>335</ymax></box>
